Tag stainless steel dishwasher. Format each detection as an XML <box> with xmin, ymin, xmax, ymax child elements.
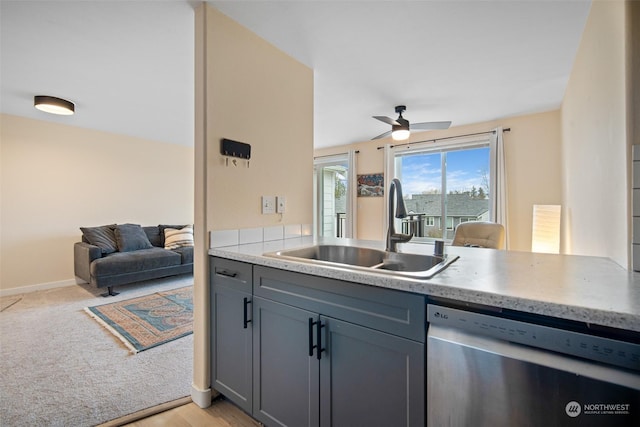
<box><xmin>426</xmin><ymin>300</ymin><xmax>640</xmax><ymax>426</ymax></box>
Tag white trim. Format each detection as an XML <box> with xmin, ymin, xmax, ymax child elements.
<box><xmin>346</xmin><ymin>150</ymin><xmax>357</xmax><ymax>238</ymax></box>
<box><xmin>191</xmin><ymin>384</ymin><xmax>214</xmax><ymax>408</ymax></box>
<box><xmin>313</xmin><ymin>153</ymin><xmax>353</xmax><ymax>238</ymax></box>
<box><xmin>392</xmin><ymin>133</ymin><xmax>490</xmax><ymax>154</ymax></box>
<box><xmin>0</xmin><ymin>278</ymin><xmax>78</xmax><ymax>297</ymax></box>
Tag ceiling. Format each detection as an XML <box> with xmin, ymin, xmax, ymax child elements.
<box><xmin>1</xmin><ymin>0</ymin><xmax>195</xmax><ymax>146</ymax></box>
<box><xmin>1</xmin><ymin>1</ymin><xmax>591</xmax><ymax>149</ymax></box>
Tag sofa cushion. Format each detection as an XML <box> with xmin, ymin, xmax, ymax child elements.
<box><xmin>115</xmin><ymin>224</ymin><xmax>153</xmax><ymax>252</ymax></box>
<box><xmin>143</xmin><ymin>226</ymin><xmax>163</xmax><ymax>247</ymax></box>
<box><xmin>80</xmin><ymin>224</ymin><xmax>118</xmax><ymax>254</ymax></box>
<box><xmin>171</xmin><ymin>246</ymin><xmax>193</xmax><ymax>264</ymax></box>
<box><xmin>159</xmin><ymin>224</ymin><xmax>188</xmax><ymax>247</ymax></box>
<box><xmin>91</xmin><ymin>248</ymin><xmax>181</xmax><ymax>277</ymax></box>
<box><xmin>164</xmin><ymin>225</ymin><xmax>194</xmax><ymax>250</ymax></box>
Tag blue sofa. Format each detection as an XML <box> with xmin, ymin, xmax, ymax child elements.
<box><xmin>74</xmin><ymin>223</ymin><xmax>193</xmax><ymax>296</ymax></box>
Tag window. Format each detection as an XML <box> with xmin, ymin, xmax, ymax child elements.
<box><xmin>446</xmin><ymin>217</ymin><xmax>454</xmax><ymax>230</ymax></box>
<box><xmin>392</xmin><ymin>138</ymin><xmax>491</xmax><ymax>241</ymax></box>
<box><xmin>314</xmin><ymin>153</ymin><xmax>355</xmax><ymax>238</ymax></box>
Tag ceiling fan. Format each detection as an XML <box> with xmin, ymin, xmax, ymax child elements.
<box><xmin>372</xmin><ymin>105</ymin><xmax>451</xmax><ymax>141</ymax></box>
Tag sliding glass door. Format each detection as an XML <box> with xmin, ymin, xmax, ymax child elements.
<box><xmin>314</xmin><ymin>153</ymin><xmax>354</xmax><ymax>238</ymax></box>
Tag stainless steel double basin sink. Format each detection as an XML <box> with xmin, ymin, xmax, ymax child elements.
<box><xmin>266</xmin><ymin>244</ymin><xmax>458</xmax><ymax>279</ymax></box>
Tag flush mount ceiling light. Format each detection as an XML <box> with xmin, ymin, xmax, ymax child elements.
<box><xmin>34</xmin><ymin>95</ymin><xmax>75</xmax><ymax>115</ymax></box>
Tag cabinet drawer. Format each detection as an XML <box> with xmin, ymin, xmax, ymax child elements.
<box><xmin>211</xmin><ymin>257</ymin><xmax>252</xmax><ymax>293</ymax></box>
<box><xmin>254</xmin><ymin>266</ymin><xmax>425</xmax><ymax>342</ymax></box>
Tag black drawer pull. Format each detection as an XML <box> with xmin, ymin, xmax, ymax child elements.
<box><xmin>216</xmin><ymin>269</ymin><xmax>237</xmax><ymax>278</ymax></box>
<box><xmin>316</xmin><ymin>319</ymin><xmax>325</xmax><ymax>360</ymax></box>
<box><xmin>308</xmin><ymin>318</ymin><xmax>316</xmax><ymax>357</ymax></box>
<box><xmin>308</xmin><ymin>317</ymin><xmax>326</xmax><ymax>359</ymax></box>
<box><xmin>243</xmin><ymin>297</ymin><xmax>252</xmax><ymax>329</ymax></box>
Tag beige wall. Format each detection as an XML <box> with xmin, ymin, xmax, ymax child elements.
<box><xmin>192</xmin><ymin>4</ymin><xmax>314</xmax><ymax>402</ymax></box>
<box><xmin>205</xmin><ymin>8</ymin><xmax>313</xmax><ymax>232</ymax></box>
<box><xmin>0</xmin><ymin>114</ymin><xmax>194</xmax><ymax>292</ymax></box>
<box><xmin>315</xmin><ymin>110</ymin><xmax>563</xmax><ymax>252</ymax></box>
<box><xmin>561</xmin><ymin>0</ymin><xmax>629</xmax><ymax>267</ymax></box>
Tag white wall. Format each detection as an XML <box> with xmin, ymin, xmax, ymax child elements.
<box><xmin>0</xmin><ymin>114</ymin><xmax>194</xmax><ymax>293</ymax></box>
<box><xmin>561</xmin><ymin>1</ymin><xmax>629</xmax><ymax>267</ymax></box>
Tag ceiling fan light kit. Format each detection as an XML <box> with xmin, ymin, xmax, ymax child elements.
<box><xmin>372</xmin><ymin>105</ymin><xmax>451</xmax><ymax>140</ymax></box>
<box><xmin>34</xmin><ymin>95</ymin><xmax>75</xmax><ymax>115</ymax></box>
<box><xmin>392</xmin><ymin>125</ymin><xmax>410</xmax><ymax>141</ymax></box>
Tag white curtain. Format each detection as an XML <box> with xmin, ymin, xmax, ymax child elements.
<box><xmin>490</xmin><ymin>127</ymin><xmax>510</xmax><ymax>249</ymax></box>
<box><xmin>383</xmin><ymin>144</ymin><xmax>395</xmax><ymax>236</ymax></box>
<box><xmin>346</xmin><ymin>150</ymin><xmax>358</xmax><ymax>238</ymax></box>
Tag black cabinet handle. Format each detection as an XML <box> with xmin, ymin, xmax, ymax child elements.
<box><xmin>216</xmin><ymin>269</ymin><xmax>237</xmax><ymax>278</ymax></box>
<box><xmin>243</xmin><ymin>297</ymin><xmax>251</xmax><ymax>329</ymax></box>
<box><xmin>316</xmin><ymin>319</ymin><xmax>325</xmax><ymax>360</ymax></box>
<box><xmin>308</xmin><ymin>317</ymin><xmax>326</xmax><ymax>359</ymax></box>
<box><xmin>308</xmin><ymin>318</ymin><xmax>316</xmax><ymax>357</ymax></box>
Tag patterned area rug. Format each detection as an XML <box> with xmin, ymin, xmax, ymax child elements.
<box><xmin>85</xmin><ymin>286</ymin><xmax>192</xmax><ymax>354</ymax></box>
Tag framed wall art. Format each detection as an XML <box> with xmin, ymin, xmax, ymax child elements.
<box><xmin>357</xmin><ymin>173</ymin><xmax>384</xmax><ymax>197</ymax></box>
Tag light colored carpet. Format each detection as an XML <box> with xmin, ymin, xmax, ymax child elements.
<box><xmin>0</xmin><ymin>276</ymin><xmax>194</xmax><ymax>427</ymax></box>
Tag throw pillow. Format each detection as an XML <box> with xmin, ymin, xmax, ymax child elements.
<box><xmin>164</xmin><ymin>225</ymin><xmax>194</xmax><ymax>250</ymax></box>
<box><xmin>115</xmin><ymin>223</ymin><xmax>153</xmax><ymax>252</ymax></box>
<box><xmin>159</xmin><ymin>224</ymin><xmax>188</xmax><ymax>247</ymax></box>
<box><xmin>80</xmin><ymin>224</ymin><xmax>118</xmax><ymax>254</ymax></box>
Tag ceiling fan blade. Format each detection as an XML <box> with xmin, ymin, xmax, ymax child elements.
<box><xmin>373</xmin><ymin>116</ymin><xmax>400</xmax><ymax>126</ymax></box>
<box><xmin>411</xmin><ymin>121</ymin><xmax>452</xmax><ymax>130</ymax></box>
<box><xmin>371</xmin><ymin>130</ymin><xmax>392</xmax><ymax>140</ymax></box>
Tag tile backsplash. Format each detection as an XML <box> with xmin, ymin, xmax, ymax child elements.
<box><xmin>210</xmin><ymin>224</ymin><xmax>312</xmax><ymax>248</ymax></box>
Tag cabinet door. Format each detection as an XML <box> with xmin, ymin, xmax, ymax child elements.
<box><xmin>253</xmin><ymin>297</ymin><xmax>320</xmax><ymax>427</ymax></box>
<box><xmin>320</xmin><ymin>316</ymin><xmax>425</xmax><ymax>427</ymax></box>
<box><xmin>211</xmin><ymin>283</ymin><xmax>253</xmax><ymax>413</ymax></box>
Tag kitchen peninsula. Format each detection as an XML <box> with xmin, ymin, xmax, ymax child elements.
<box><xmin>211</xmin><ymin>237</ymin><xmax>640</xmax><ymax>332</ymax></box>
<box><xmin>209</xmin><ymin>237</ymin><xmax>640</xmax><ymax>426</ymax></box>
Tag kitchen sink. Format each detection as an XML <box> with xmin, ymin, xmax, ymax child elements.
<box><xmin>266</xmin><ymin>244</ymin><xmax>458</xmax><ymax>279</ymax></box>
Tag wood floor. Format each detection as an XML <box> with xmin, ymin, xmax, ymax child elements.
<box><xmin>114</xmin><ymin>397</ymin><xmax>261</xmax><ymax>427</ymax></box>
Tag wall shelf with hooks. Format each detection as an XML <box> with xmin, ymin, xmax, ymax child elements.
<box><xmin>221</xmin><ymin>138</ymin><xmax>251</xmax><ymax>167</ymax></box>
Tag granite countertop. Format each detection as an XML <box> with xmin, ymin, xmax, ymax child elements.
<box><xmin>209</xmin><ymin>237</ymin><xmax>640</xmax><ymax>332</ymax></box>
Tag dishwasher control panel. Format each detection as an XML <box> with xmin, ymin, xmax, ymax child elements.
<box><xmin>427</xmin><ymin>304</ymin><xmax>640</xmax><ymax>372</ymax></box>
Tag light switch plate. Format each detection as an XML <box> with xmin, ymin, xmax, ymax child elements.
<box><xmin>262</xmin><ymin>196</ymin><xmax>276</xmax><ymax>214</ymax></box>
<box><xmin>276</xmin><ymin>196</ymin><xmax>286</xmax><ymax>213</ymax></box>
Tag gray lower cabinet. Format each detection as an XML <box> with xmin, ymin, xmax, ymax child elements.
<box><xmin>253</xmin><ymin>265</ymin><xmax>425</xmax><ymax>427</ymax></box>
<box><xmin>252</xmin><ymin>296</ymin><xmax>320</xmax><ymax>427</ymax></box>
<box><xmin>210</xmin><ymin>257</ymin><xmax>253</xmax><ymax>413</ymax></box>
<box><xmin>319</xmin><ymin>316</ymin><xmax>424</xmax><ymax>427</ymax></box>
<box><xmin>211</xmin><ymin>257</ymin><xmax>425</xmax><ymax>426</ymax></box>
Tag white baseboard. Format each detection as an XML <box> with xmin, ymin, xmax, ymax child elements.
<box><xmin>0</xmin><ymin>278</ymin><xmax>80</xmax><ymax>297</ymax></box>
<box><xmin>191</xmin><ymin>384</ymin><xmax>214</xmax><ymax>408</ymax></box>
